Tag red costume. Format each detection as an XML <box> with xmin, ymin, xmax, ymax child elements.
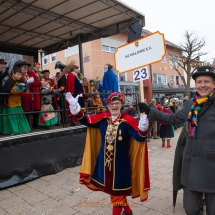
<box><xmin>66</xmin><ymin>71</ymin><xmax>84</xmax><ymax>125</ymax></box>
<box><xmin>73</xmin><ymin>92</ymin><xmax>150</xmax><ymax>215</ymax></box>
<box><xmin>21</xmin><ymin>72</ymin><xmax>32</xmax><ymax>112</ymax></box>
<box><xmin>28</xmin><ymin>69</ymin><xmax>42</xmax><ymax>111</ymax></box>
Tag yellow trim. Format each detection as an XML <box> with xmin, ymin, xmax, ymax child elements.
<box><xmin>138</xmin><ymin>131</ymin><xmax>147</xmax><ymax>137</ymax></box>
<box><xmin>80</xmin><ymin>125</ymin><xmax>149</xmax><ymax>201</ymax></box>
<box><xmin>112</xmin><ymin>120</ymin><xmax>123</xmax><ymax>190</ymax></box>
<box><xmin>113</xmin><ymin>186</ymin><xmax>132</xmax><ymax>191</ymax></box>
<box><xmin>77</xmin><ymin>113</ymin><xmax>84</xmax><ymax>120</ymax></box>
<box><xmin>91</xmin><ymin>178</ymin><xmax>105</xmax><ymax>186</ymax></box>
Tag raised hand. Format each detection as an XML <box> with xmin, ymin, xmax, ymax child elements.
<box><xmin>138</xmin><ymin>114</ymin><xmax>149</xmax><ymax>132</ymax></box>
<box><xmin>65</xmin><ymin>92</ymin><xmax>82</xmax><ymax>115</ymax></box>
<box><xmin>65</xmin><ymin>92</ymin><xmax>76</xmax><ymax>106</ymax></box>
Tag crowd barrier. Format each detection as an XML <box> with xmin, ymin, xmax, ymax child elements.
<box><xmin>0</xmin><ymin>91</ymin><xmax>140</xmax><ymax>128</ymax></box>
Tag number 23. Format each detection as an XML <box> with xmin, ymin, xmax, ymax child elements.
<box><xmin>134</xmin><ymin>68</ymin><xmax>147</xmax><ymax>81</ymax></box>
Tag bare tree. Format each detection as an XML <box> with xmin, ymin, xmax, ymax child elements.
<box><xmin>0</xmin><ymin>52</ymin><xmax>23</xmax><ymax>72</ymax></box>
<box><xmin>169</xmin><ymin>30</ymin><xmax>207</xmax><ymax>96</ymax></box>
<box><xmin>212</xmin><ymin>58</ymin><xmax>215</xmax><ymax>68</ymax></box>
<box><xmin>0</xmin><ymin>52</ymin><xmax>23</xmax><ymax>84</ymax></box>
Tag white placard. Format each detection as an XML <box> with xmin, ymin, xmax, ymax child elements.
<box><xmin>133</xmin><ymin>66</ymin><xmax>149</xmax><ymax>82</ymax></box>
<box><xmin>114</xmin><ymin>31</ymin><xmax>166</xmax><ymax>73</ymax></box>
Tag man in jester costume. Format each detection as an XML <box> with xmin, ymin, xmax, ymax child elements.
<box><xmin>138</xmin><ymin>66</ymin><xmax>215</xmax><ymax>214</ymax></box>
<box><xmin>66</xmin><ymin>92</ymin><xmax>150</xmax><ymax>215</ymax></box>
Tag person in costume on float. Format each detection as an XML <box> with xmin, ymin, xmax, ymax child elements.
<box><xmin>138</xmin><ymin>66</ymin><xmax>215</xmax><ymax>214</ymax></box>
<box><xmin>13</xmin><ymin>60</ymin><xmax>34</xmax><ymax>127</ymax></box>
<box><xmin>0</xmin><ymin>59</ymin><xmax>9</xmax><ymax>114</ymax></box>
<box><xmin>0</xmin><ymin>67</ymin><xmax>30</xmax><ymax>135</ymax></box>
<box><xmin>65</xmin><ymin>92</ymin><xmax>150</xmax><ymax>215</ymax></box>
<box><xmin>66</xmin><ymin>64</ymin><xmax>84</xmax><ymax>126</ymax></box>
<box><xmin>38</xmin><ymin>81</ymin><xmax>61</xmax><ymax>128</ymax></box>
<box><xmin>41</xmin><ymin>69</ymin><xmax>60</xmax><ymax>125</ymax></box>
<box><xmin>28</xmin><ymin>62</ymin><xmax>45</xmax><ymax>129</ymax></box>
<box><xmin>159</xmin><ymin>102</ymin><xmax>174</xmax><ymax>148</ymax></box>
<box><xmin>56</xmin><ymin>68</ymin><xmax>66</xmax><ymax>125</ymax></box>
<box><xmin>99</xmin><ymin>64</ymin><xmax>119</xmax><ymax>105</ymax></box>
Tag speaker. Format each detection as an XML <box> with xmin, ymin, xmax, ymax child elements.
<box><xmin>127</xmin><ymin>23</ymin><xmax>143</xmax><ymax>42</ymax></box>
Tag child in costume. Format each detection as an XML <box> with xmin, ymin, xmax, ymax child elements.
<box><xmin>38</xmin><ymin>81</ymin><xmax>61</xmax><ymax>128</ymax></box>
<box><xmin>65</xmin><ymin>92</ymin><xmax>150</xmax><ymax>215</ymax></box>
<box><xmin>159</xmin><ymin>103</ymin><xmax>174</xmax><ymax>148</ymax></box>
<box><xmin>0</xmin><ymin>67</ymin><xmax>31</xmax><ymax>135</ymax></box>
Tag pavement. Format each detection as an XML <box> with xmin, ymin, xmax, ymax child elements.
<box><xmin>0</xmin><ymin>127</ymin><xmax>189</xmax><ymax>215</ymax></box>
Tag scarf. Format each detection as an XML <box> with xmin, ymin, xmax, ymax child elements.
<box><xmin>187</xmin><ymin>89</ymin><xmax>215</xmax><ymax>137</ymax></box>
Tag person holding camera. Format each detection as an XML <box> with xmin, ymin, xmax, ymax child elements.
<box><xmin>0</xmin><ymin>66</ymin><xmax>30</xmax><ymax>135</ymax></box>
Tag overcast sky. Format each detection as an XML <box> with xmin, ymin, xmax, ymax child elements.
<box><xmin>121</xmin><ymin>0</ymin><xmax>215</xmax><ymax>63</ymax></box>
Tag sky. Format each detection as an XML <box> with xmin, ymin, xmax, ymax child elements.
<box><xmin>121</xmin><ymin>0</ymin><xmax>215</xmax><ymax>63</ymax></box>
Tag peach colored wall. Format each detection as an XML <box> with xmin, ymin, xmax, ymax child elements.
<box><xmin>43</xmin><ymin>34</ymin><xmax>184</xmax><ymax>88</ymax></box>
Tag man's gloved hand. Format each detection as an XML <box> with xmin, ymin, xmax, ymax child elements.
<box><xmin>26</xmin><ymin>77</ymin><xmax>34</xmax><ymax>84</ymax></box>
<box><xmin>138</xmin><ymin>114</ymin><xmax>149</xmax><ymax>132</ymax></box>
<box><xmin>138</xmin><ymin>102</ymin><xmax>150</xmax><ymax>115</ymax></box>
<box><xmin>65</xmin><ymin>92</ymin><xmax>82</xmax><ymax>107</ymax></box>
<box><xmin>65</xmin><ymin>92</ymin><xmax>82</xmax><ymax>115</ymax></box>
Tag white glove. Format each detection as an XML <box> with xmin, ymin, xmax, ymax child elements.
<box><xmin>26</xmin><ymin>77</ymin><xmax>34</xmax><ymax>84</ymax></box>
<box><xmin>138</xmin><ymin>114</ymin><xmax>149</xmax><ymax>132</ymax></box>
<box><xmin>69</xmin><ymin>103</ymin><xmax>81</xmax><ymax>115</ymax></box>
<box><xmin>65</xmin><ymin>92</ymin><xmax>82</xmax><ymax>107</ymax></box>
<box><xmin>65</xmin><ymin>92</ymin><xmax>82</xmax><ymax>115</ymax></box>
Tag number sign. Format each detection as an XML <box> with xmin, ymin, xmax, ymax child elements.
<box><xmin>133</xmin><ymin>66</ymin><xmax>149</xmax><ymax>82</ymax></box>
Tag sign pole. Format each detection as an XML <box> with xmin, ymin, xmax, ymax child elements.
<box><xmin>139</xmin><ymin>80</ymin><xmax>144</xmax><ymax>102</ymax></box>
<box><xmin>139</xmin><ymin>80</ymin><xmax>145</xmax><ymax>116</ymax></box>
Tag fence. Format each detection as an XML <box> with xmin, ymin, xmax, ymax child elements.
<box><xmin>0</xmin><ymin>92</ymin><xmax>140</xmax><ymax>132</ymax></box>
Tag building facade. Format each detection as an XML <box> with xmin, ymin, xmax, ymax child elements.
<box><xmin>42</xmin><ymin>30</ymin><xmax>185</xmax><ymax>103</ymax></box>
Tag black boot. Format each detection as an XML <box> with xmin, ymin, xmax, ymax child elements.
<box><xmin>122</xmin><ymin>211</ymin><xmax>133</xmax><ymax>215</ymax></box>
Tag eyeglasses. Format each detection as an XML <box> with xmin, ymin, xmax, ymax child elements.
<box><xmin>108</xmin><ymin>102</ymin><xmax>121</xmax><ymax>107</ymax></box>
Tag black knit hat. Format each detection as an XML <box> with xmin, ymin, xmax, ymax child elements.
<box><xmin>192</xmin><ymin>66</ymin><xmax>215</xmax><ymax>80</ymax></box>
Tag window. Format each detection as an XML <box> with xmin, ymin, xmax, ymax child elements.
<box><xmin>101</xmin><ymin>38</ymin><xmax>124</xmax><ymax>53</ymax></box>
<box><xmin>176</xmin><ymin>76</ymin><xmax>180</xmax><ymax>85</ymax></box>
<box><xmin>50</xmin><ymin>53</ymin><xmax>56</xmax><ymax>63</ymax></box>
<box><xmin>110</xmin><ymin>47</ymin><xmax>116</xmax><ymax>52</ymax></box>
<box><xmin>161</xmin><ymin>55</ymin><xmax>166</xmax><ymax>63</ymax></box>
<box><xmin>171</xmin><ymin>75</ymin><xmax>174</xmax><ymax>80</ymax></box>
<box><xmin>42</xmin><ymin>55</ymin><xmax>48</xmax><ymax>65</ymax></box>
<box><xmin>102</xmin><ymin>45</ymin><xmax>116</xmax><ymax>53</ymax></box>
<box><xmin>65</xmin><ymin>45</ymin><xmax>79</xmax><ymax>57</ymax></box>
<box><xmin>102</xmin><ymin>45</ymin><xmax>109</xmax><ymax>52</ymax></box>
<box><xmin>153</xmin><ymin>73</ymin><xmax>166</xmax><ymax>84</ymax></box>
<box><xmin>119</xmin><ymin>73</ymin><xmax>126</xmax><ymax>81</ymax></box>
